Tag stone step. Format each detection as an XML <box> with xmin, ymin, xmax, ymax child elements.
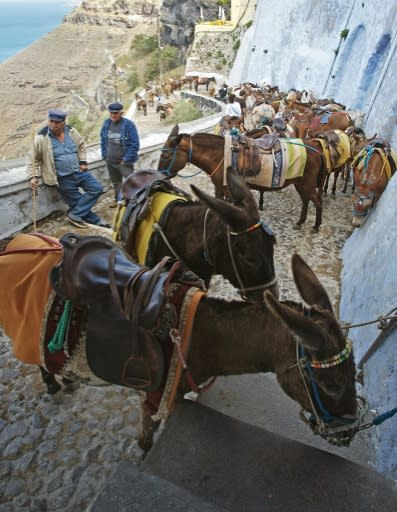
<box><xmin>91</xmin><ymin>401</ymin><xmax>397</xmax><ymax>511</ymax></box>
<box><xmin>89</xmin><ymin>462</ymin><xmax>228</xmax><ymax>512</ymax></box>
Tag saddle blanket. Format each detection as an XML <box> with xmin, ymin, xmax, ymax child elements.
<box><xmin>116</xmin><ymin>191</ymin><xmax>187</xmax><ymax>265</ymax></box>
<box><xmin>315</xmin><ymin>132</ymin><xmax>350</xmax><ymax>174</ymax></box>
<box><xmin>245</xmin><ymin>139</ymin><xmax>307</xmax><ymax>188</ymax></box>
<box><xmin>0</xmin><ymin>234</ymin><xmax>63</xmax><ymax>365</ymax></box>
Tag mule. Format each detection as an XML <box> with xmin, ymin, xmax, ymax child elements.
<box><xmin>158</xmin><ymin>125</ymin><xmax>327</xmax><ymax>230</ymax></box>
<box><xmin>318</xmin><ymin>128</ymin><xmax>368</xmax><ymax>195</ymax></box>
<box><xmin>1</xmin><ymin>233</ymin><xmax>363</xmax><ymax>453</ymax></box>
<box><xmin>115</xmin><ymin>168</ymin><xmax>277</xmax><ymax>301</ymax></box>
<box><xmin>351</xmin><ymin>138</ymin><xmax>396</xmax><ymax>227</ymax></box>
<box><xmin>193</xmin><ymin>76</ymin><xmax>215</xmax><ymax>92</ymax></box>
<box><xmin>292</xmin><ymin>111</ymin><xmax>354</xmax><ymax>139</ymax></box>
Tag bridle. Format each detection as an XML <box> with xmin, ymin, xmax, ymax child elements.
<box><xmin>290</xmin><ymin>306</ymin><xmax>397</xmax><ymax>446</ymax></box>
<box><xmin>159</xmin><ymin>134</ymin><xmax>224</xmax><ymax>179</ymax></box>
<box><xmin>292</xmin><ymin>334</ymin><xmax>368</xmax><ymax>446</ymax></box>
<box><xmin>203</xmin><ymin>209</ymin><xmax>277</xmax><ymax>301</ymax></box>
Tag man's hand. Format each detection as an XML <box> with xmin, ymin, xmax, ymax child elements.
<box><xmin>80</xmin><ymin>164</ymin><xmax>88</xmax><ymax>172</ymax></box>
<box><xmin>30</xmin><ymin>178</ymin><xmax>39</xmax><ymax>191</ymax></box>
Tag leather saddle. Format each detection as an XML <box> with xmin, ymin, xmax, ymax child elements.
<box><xmin>119</xmin><ymin>169</ymin><xmax>191</xmax><ymax>261</ymax></box>
<box><xmin>233</xmin><ymin>134</ymin><xmax>281</xmax><ymax>176</ymax></box>
<box><xmin>50</xmin><ymin>233</ymin><xmax>195</xmax><ymax>392</ymax></box>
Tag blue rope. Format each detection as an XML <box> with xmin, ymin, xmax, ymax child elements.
<box><xmin>372</xmin><ymin>406</ymin><xmax>397</xmax><ymax>426</ymax></box>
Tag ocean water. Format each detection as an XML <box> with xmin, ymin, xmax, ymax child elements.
<box><xmin>0</xmin><ymin>0</ymin><xmax>80</xmax><ymax>63</ymax></box>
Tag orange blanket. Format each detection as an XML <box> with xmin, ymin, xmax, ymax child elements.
<box><xmin>0</xmin><ymin>233</ymin><xmax>63</xmax><ymax>365</ymax></box>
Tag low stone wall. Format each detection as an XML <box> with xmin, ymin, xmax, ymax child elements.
<box><xmin>0</xmin><ymin>93</ymin><xmax>224</xmax><ymax>239</ymax></box>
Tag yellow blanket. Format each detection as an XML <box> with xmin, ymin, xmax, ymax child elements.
<box><xmin>135</xmin><ymin>192</ymin><xmax>188</xmax><ymax>265</ymax></box>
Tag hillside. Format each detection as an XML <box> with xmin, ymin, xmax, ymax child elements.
<box><xmin>0</xmin><ymin>0</ymin><xmax>160</xmax><ymax>160</ymax></box>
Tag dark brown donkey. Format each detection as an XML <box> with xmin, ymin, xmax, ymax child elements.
<box><xmin>36</xmin><ymin>233</ymin><xmax>362</xmax><ymax>453</ymax></box>
<box><xmin>158</xmin><ymin>125</ymin><xmax>327</xmax><ymax>230</ymax></box>
<box><xmin>116</xmin><ymin>168</ymin><xmax>277</xmax><ymax>302</ymax></box>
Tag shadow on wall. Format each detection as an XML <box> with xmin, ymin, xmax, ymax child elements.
<box><xmin>328</xmin><ymin>24</ymin><xmax>366</xmax><ymax>103</ymax></box>
<box><xmin>354</xmin><ymin>32</ymin><xmax>391</xmax><ymax>109</ymax></box>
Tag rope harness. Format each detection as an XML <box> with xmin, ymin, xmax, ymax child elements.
<box><xmin>295</xmin><ymin>306</ymin><xmax>397</xmax><ymax>445</ymax></box>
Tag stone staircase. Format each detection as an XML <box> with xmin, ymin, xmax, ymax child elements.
<box><xmin>89</xmin><ymin>401</ymin><xmax>397</xmax><ymax>511</ymax></box>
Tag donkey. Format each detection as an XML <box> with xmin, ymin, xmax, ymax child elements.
<box><xmin>158</xmin><ymin>125</ymin><xmax>327</xmax><ymax>231</ymax></box>
<box><xmin>116</xmin><ymin>168</ymin><xmax>277</xmax><ymax>301</ymax></box>
<box><xmin>46</xmin><ymin>234</ymin><xmax>363</xmax><ymax>452</ymax></box>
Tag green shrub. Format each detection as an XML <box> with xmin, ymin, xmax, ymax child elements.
<box><xmin>127</xmin><ymin>70</ymin><xmax>140</xmax><ymax>92</ymax></box>
<box><xmin>131</xmin><ymin>35</ymin><xmax>157</xmax><ymax>55</ymax></box>
<box><xmin>165</xmin><ymin>100</ymin><xmax>203</xmax><ymax>125</ymax></box>
<box><xmin>233</xmin><ymin>40</ymin><xmax>240</xmax><ymax>51</ymax></box>
<box><xmin>68</xmin><ymin>115</ymin><xmax>84</xmax><ymax>133</ymax></box>
<box><xmin>245</xmin><ymin>20</ymin><xmax>253</xmax><ymax>29</ymax></box>
<box><xmin>340</xmin><ymin>29</ymin><xmax>349</xmax><ymax>40</ymax></box>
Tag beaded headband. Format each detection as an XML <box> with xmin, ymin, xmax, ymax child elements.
<box><xmin>310</xmin><ymin>339</ymin><xmax>352</xmax><ymax>369</ymax></box>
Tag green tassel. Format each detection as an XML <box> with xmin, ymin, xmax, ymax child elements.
<box><xmin>48</xmin><ymin>300</ymin><xmax>71</xmax><ymax>354</ymax></box>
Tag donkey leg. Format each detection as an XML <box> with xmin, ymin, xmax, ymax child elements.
<box><xmin>331</xmin><ymin>170</ymin><xmax>339</xmax><ymax>196</ymax></box>
<box><xmin>39</xmin><ymin>366</ymin><xmax>62</xmax><ymax>395</ymax></box>
<box><xmin>258</xmin><ymin>191</ymin><xmax>265</xmax><ymax>211</ymax></box>
<box><xmin>138</xmin><ymin>397</ymin><xmax>161</xmax><ymax>455</ymax></box>
<box><xmin>323</xmin><ymin>173</ymin><xmax>330</xmax><ymax>196</ymax></box>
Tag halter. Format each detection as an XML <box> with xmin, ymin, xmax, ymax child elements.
<box><xmin>158</xmin><ymin>145</ymin><xmax>178</xmax><ymax>176</ymax></box>
<box><xmin>203</xmin><ymin>212</ymin><xmax>277</xmax><ymax>301</ymax></box>
<box><xmin>158</xmin><ymin>135</ymin><xmax>193</xmax><ymax>176</ymax></box>
<box><xmin>292</xmin><ymin>330</ymin><xmax>369</xmax><ymax>446</ymax></box>
<box><xmin>227</xmin><ymin>220</ymin><xmax>277</xmax><ymax>300</ymax></box>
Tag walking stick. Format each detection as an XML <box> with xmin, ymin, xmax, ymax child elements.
<box><xmin>31</xmin><ymin>119</ymin><xmax>37</xmax><ymax>231</ymax></box>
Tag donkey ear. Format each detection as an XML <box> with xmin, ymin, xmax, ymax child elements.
<box><xmin>190</xmin><ymin>184</ymin><xmax>245</xmax><ymax>229</ymax></box>
<box><xmin>291</xmin><ymin>253</ymin><xmax>333</xmax><ymax>313</ymax></box>
<box><xmin>170</xmin><ymin>125</ymin><xmax>179</xmax><ymax>136</ymax></box>
<box><xmin>226</xmin><ymin>167</ymin><xmax>256</xmax><ymax>211</ymax></box>
<box><xmin>264</xmin><ymin>291</ymin><xmax>327</xmax><ymax>352</ymax></box>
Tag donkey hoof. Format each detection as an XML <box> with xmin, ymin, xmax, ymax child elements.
<box><xmin>293</xmin><ymin>223</ymin><xmax>302</xmax><ymax>230</ymax></box>
<box><xmin>63</xmin><ymin>380</ymin><xmax>80</xmax><ymax>393</ymax></box>
<box><xmin>312</xmin><ymin>226</ymin><xmax>320</xmax><ymax>233</ymax></box>
<box><xmin>47</xmin><ymin>381</ymin><xmax>62</xmax><ymax>395</ymax></box>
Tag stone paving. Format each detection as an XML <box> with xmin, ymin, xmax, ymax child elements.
<box><xmin>0</xmin><ymin>101</ymin><xmax>357</xmax><ymax>511</ymax></box>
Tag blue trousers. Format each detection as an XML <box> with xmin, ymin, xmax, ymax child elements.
<box><xmin>57</xmin><ymin>172</ymin><xmax>103</xmax><ymax>224</ymax></box>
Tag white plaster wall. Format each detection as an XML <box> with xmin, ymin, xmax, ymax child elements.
<box><xmin>340</xmin><ymin>174</ymin><xmax>397</xmax><ymax>483</ymax></box>
<box><xmin>230</xmin><ymin>0</ymin><xmax>397</xmax><ymax>149</ymax></box>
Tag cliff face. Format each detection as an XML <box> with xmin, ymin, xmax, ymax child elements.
<box><xmin>160</xmin><ymin>0</ymin><xmax>229</xmax><ymax>59</ymax></box>
<box><xmin>65</xmin><ymin>0</ymin><xmax>160</xmax><ymax>27</ymax></box>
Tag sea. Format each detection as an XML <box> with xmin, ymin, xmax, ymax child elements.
<box><xmin>0</xmin><ymin>0</ymin><xmax>80</xmax><ymax>64</ymax></box>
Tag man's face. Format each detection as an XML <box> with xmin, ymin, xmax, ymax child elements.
<box><xmin>109</xmin><ymin>111</ymin><xmax>123</xmax><ymax>122</ymax></box>
<box><xmin>48</xmin><ymin>119</ymin><xmax>65</xmax><ymax>136</ymax></box>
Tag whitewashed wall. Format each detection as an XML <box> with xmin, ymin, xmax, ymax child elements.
<box><xmin>230</xmin><ymin>0</ymin><xmax>397</xmax><ymax>149</ymax></box>
<box><xmin>340</xmin><ymin>174</ymin><xmax>397</xmax><ymax>483</ymax></box>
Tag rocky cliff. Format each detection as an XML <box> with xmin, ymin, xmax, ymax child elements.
<box><xmin>65</xmin><ymin>0</ymin><xmax>160</xmax><ymax>27</ymax></box>
<box><xmin>160</xmin><ymin>0</ymin><xmax>229</xmax><ymax>59</ymax></box>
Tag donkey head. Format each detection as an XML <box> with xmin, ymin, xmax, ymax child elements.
<box><xmin>265</xmin><ymin>254</ymin><xmax>362</xmax><ymax>446</ymax></box>
<box><xmin>191</xmin><ymin>167</ymin><xmax>278</xmax><ymax>302</ymax></box>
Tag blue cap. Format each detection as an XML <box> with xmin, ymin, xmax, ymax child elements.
<box><xmin>108</xmin><ymin>102</ymin><xmax>123</xmax><ymax>112</ymax></box>
<box><xmin>48</xmin><ymin>109</ymin><xmax>67</xmax><ymax>121</ymax></box>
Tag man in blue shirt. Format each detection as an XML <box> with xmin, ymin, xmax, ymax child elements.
<box><xmin>27</xmin><ymin>109</ymin><xmax>110</xmax><ymax>229</ymax></box>
<box><xmin>100</xmin><ymin>102</ymin><xmax>140</xmax><ymax>205</ymax></box>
